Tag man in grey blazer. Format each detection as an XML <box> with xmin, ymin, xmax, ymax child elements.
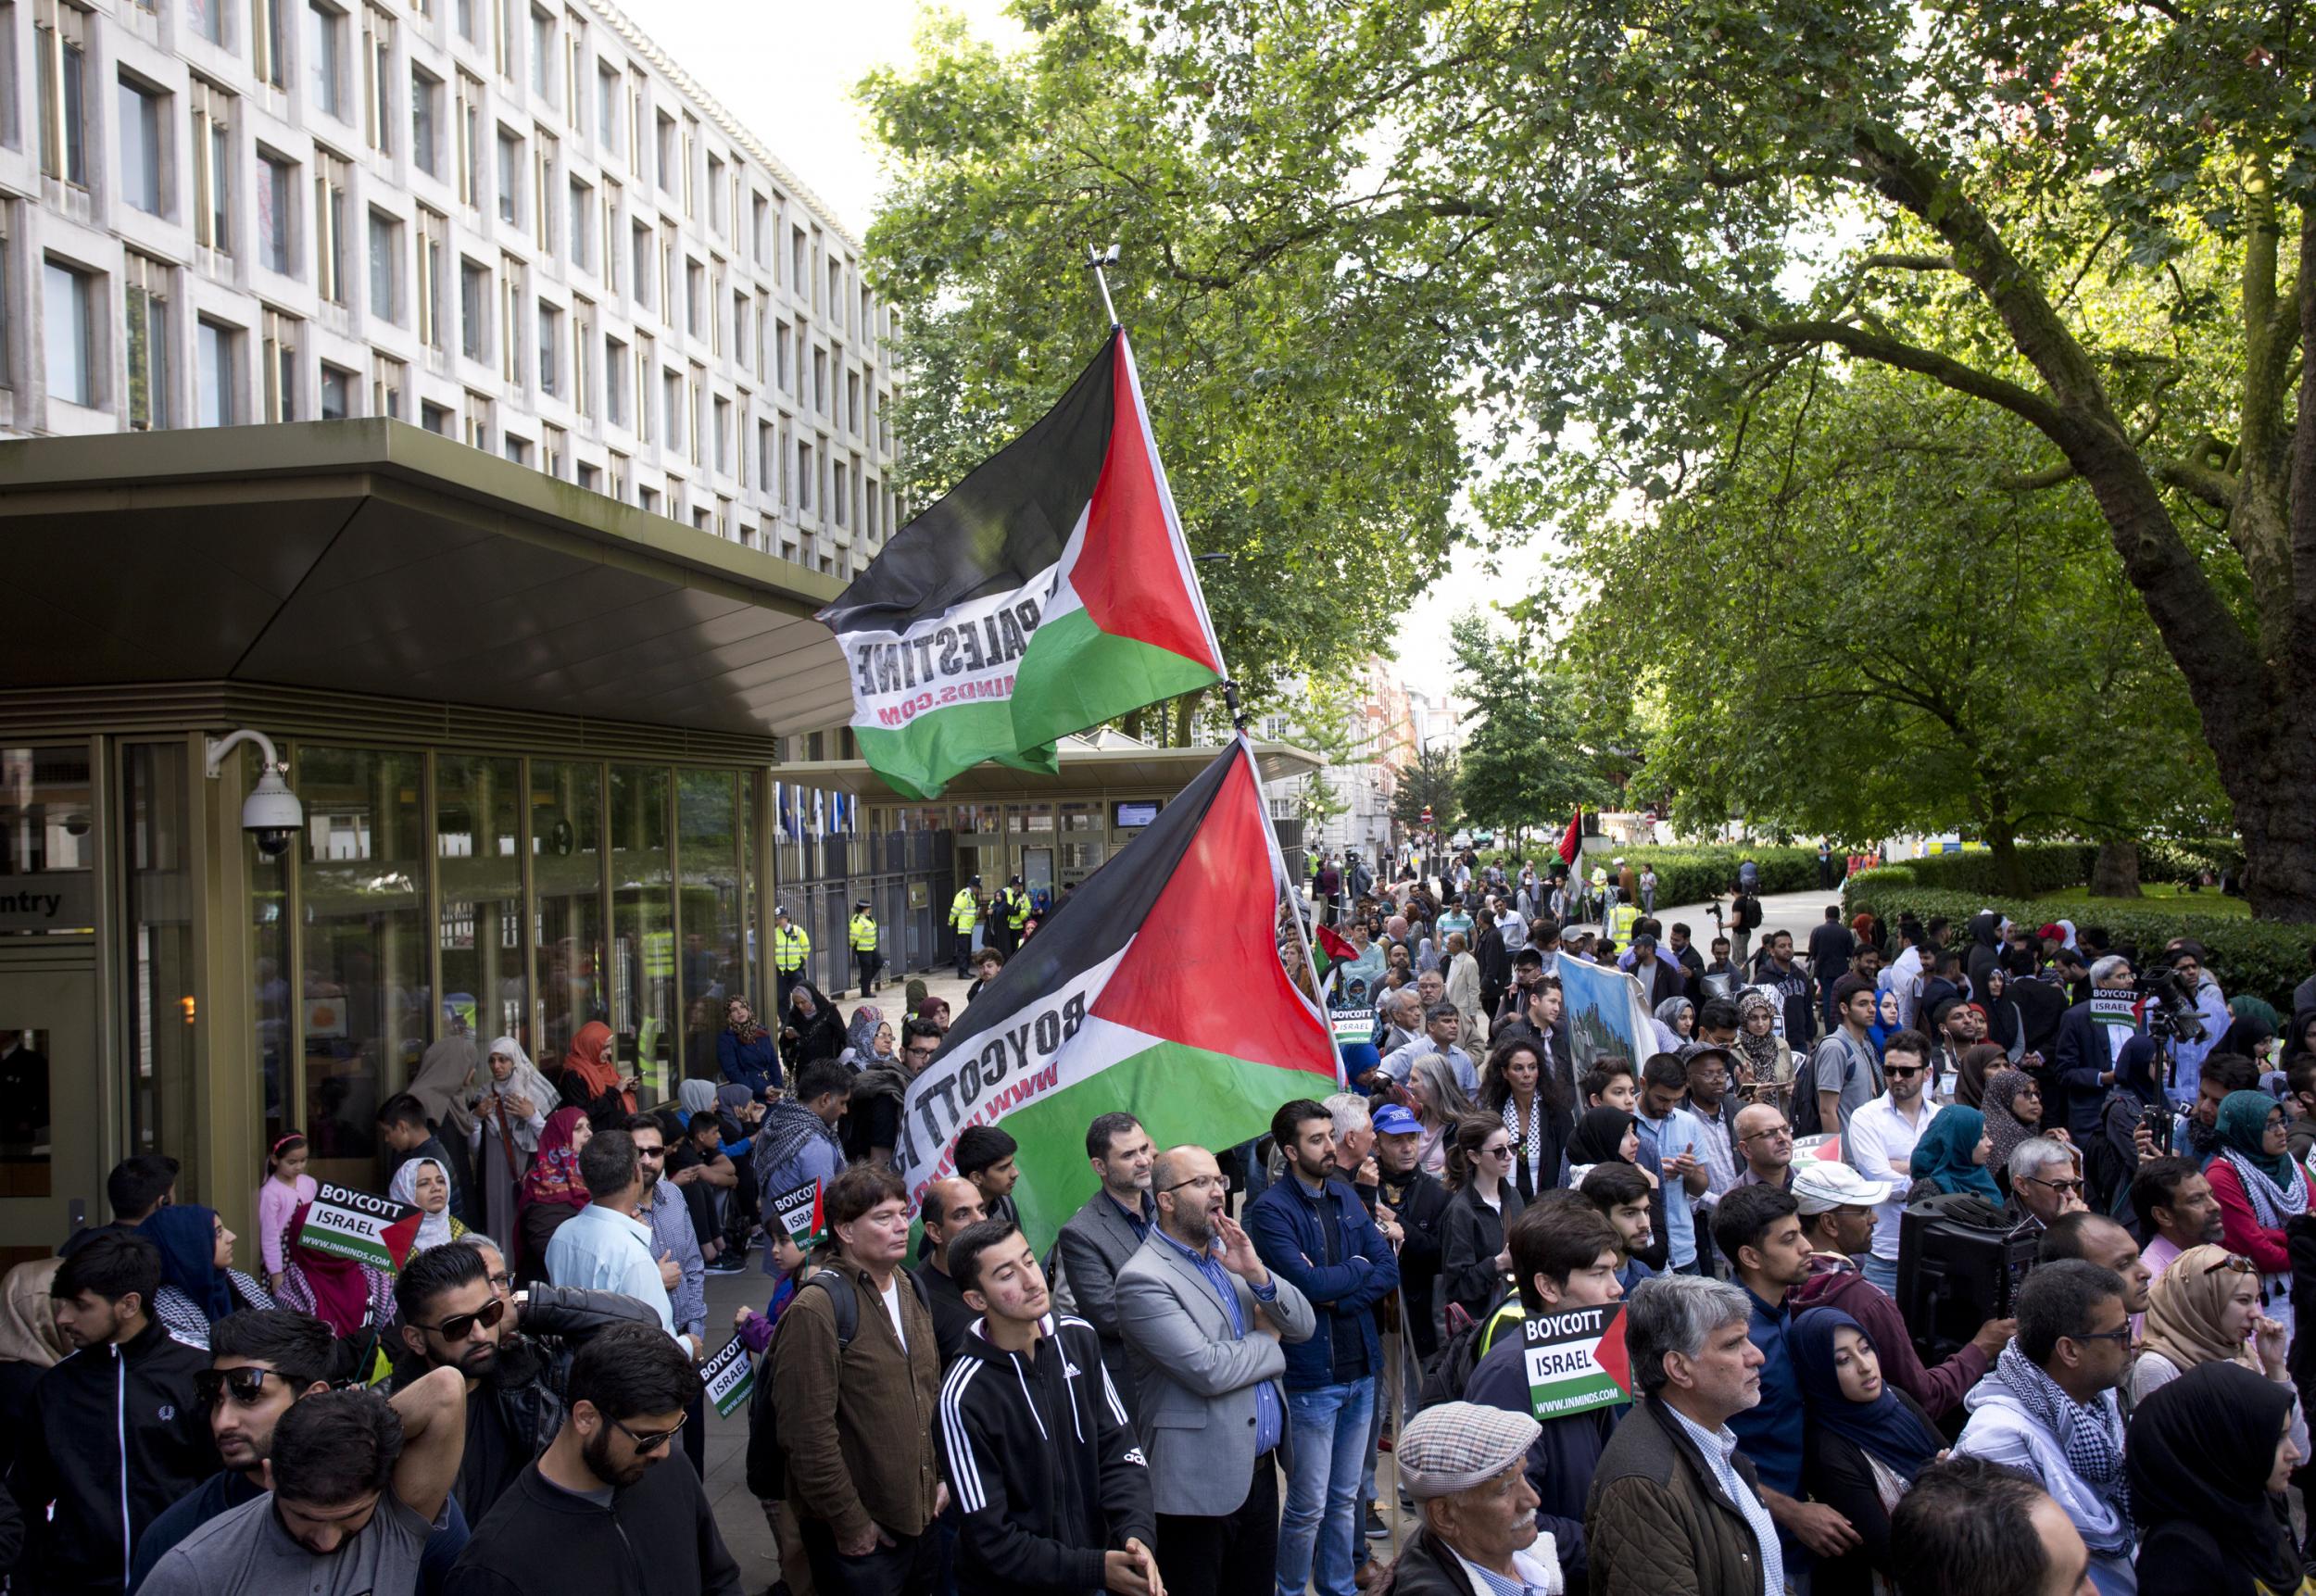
<box><xmin>1052</xmin><ymin>1112</ymin><xmax>1159</xmax><ymax>1395</ymax></box>
<box><xmin>1116</xmin><ymin>1144</ymin><xmax>1315</xmax><ymax>1596</ymax></box>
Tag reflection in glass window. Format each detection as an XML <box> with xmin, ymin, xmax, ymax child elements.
<box><xmin>532</xmin><ymin>759</ymin><xmax>602</xmax><ymax>1074</ymax></box>
<box><xmin>675</xmin><ymin>769</ymin><xmax>738</xmax><ymax>1081</ymax></box>
<box><xmin>609</xmin><ymin>766</ymin><xmax>672</xmax><ymax>1102</ymax></box>
<box><xmin>438</xmin><ymin>754</ymin><xmax>524</xmax><ymax>1047</ymax></box>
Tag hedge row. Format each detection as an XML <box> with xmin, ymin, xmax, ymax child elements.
<box><xmin>1860</xmin><ymin>845</ymin><xmax>2098</xmax><ymax>898</ymax></box>
<box><xmin>1841</xmin><ymin>877</ymin><xmax>2316</xmax><ymax>1014</ymax></box>
<box><xmin>1471</xmin><ymin>843</ymin><xmax>1823</xmax><ymax>905</ymax></box>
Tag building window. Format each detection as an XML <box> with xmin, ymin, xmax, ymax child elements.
<box><xmin>661</xmin><ymin>365</ymin><xmax>680</xmax><ymax>452</ymax></box>
<box><xmin>370</xmin><ymin>350</ymin><xmax>403</xmax><ymax>418</ymax></box>
<box><xmin>572</xmin><ymin>295</ymin><xmax>593</xmax><ymax>418</ymax></box>
<box><xmin>366</xmin><ymin>208</ymin><xmax>399</xmax><ymax>321</ymax></box>
<box><xmin>455</xmin><ymin>72</ymin><xmax>482</xmax><ymax>207</ymax></box>
<box><xmin>774</xmin><ymin>320</ymin><xmax>791</xmax><ymax>392</ymax></box>
<box><xmin>125</xmin><ymin>254</ymin><xmax>170</xmax><ymax>429</ymax></box>
<box><xmin>686</xmin><ymin>366</ymin><xmax>700</xmax><ymax>465</ymax></box>
<box><xmin>567</xmin><ymin>177</ymin><xmax>592</xmax><ymax>271</ymax></box>
<box><xmin>528</xmin><ymin>6</ymin><xmax>551</xmax><ymax>98</ymax></box>
<box><xmin>42</xmin><ymin>260</ymin><xmax>94</xmax><ymax>405</ymax></box>
<box><xmin>192</xmin><ymin>82</ymin><xmax>233</xmax><ymax>254</ymax></box>
<box><xmin>796</xmin><ymin>437</ymin><xmax>812</xmax><ymax>513</ymax></box>
<box><xmin>531</xmin><ymin>130</ymin><xmax>553</xmax><ymax>252</ymax></box>
<box><xmin>35</xmin><ymin>0</ymin><xmax>86</xmax><ymax>185</ymax></box>
<box><xmin>464</xmin><ymin>387</ymin><xmax>492</xmax><ymax>447</ymax></box>
<box><xmin>685</xmin><ymin>258</ymin><xmax>702</xmax><ymax>338</ymax></box>
<box><xmin>422</xmin><ymin>397</ymin><xmax>449</xmax><ymax>433</ymax></box>
<box><xmin>261</xmin><ymin>307</ymin><xmax>298</xmax><ymax>421</ymax></box>
<box><xmin>541</xmin><ymin>421</ymin><xmax>563</xmax><ymax>476</ymax></box>
<box><xmin>455</xmin><ymin>0</ymin><xmax>474</xmax><ymax>46</ymax></box>
<box><xmin>499</xmin><ymin>254</ymin><xmax>523</xmax><ymax>383</ymax></box>
<box><xmin>833</xmin><ymin>459</ymin><xmax>847</xmax><ymax>528</ymax></box>
<box><xmin>258</xmin><ymin>151</ymin><xmax>295</xmax><ymax>274</ymax></box>
<box><xmin>319</xmin><ymin>361</ymin><xmax>351</xmax><ymax>418</ymax></box>
<box><xmin>561</xmin><ymin>15</ymin><xmax>582</xmax><ymax>131</ymax></box>
<box><xmin>848</xmin><ymin>370</ymin><xmax>861</xmax><ymax>435</ymax></box>
<box><xmin>680</xmin><ymin>113</ymin><xmax>696</xmax><ymax>216</ymax></box>
<box><xmin>536</xmin><ymin>298</ymin><xmax>559</xmax><ymax>395</ymax></box>
<box><xmin>188</xmin><ymin>0</ymin><xmax>223</xmax><ymax>43</ymax></box>
<box><xmin>603</xmin><ymin>333</ymin><xmax>625</xmax><ymax>425</ymax></box>
<box><xmin>118</xmin><ymin>77</ymin><xmax>166</xmax><ymax>214</ymax></box>
<box><xmin>634</xmin><ymin>335</ymin><xmax>650</xmax><ymax>441</ymax></box>
<box><xmin>491</xmin><ymin>0</ymin><xmax>513</xmax><ymax>80</ymax></box>
<box><xmin>314</xmin><ymin>154</ymin><xmax>348</xmax><ymax>304</ymax></box>
<box><xmin>654</xmin><ymin>109</ymin><xmax>675</xmax><ymax>192</ymax></box>
<box><xmin>496</xmin><ymin>126</ymin><xmax>521</xmax><ymax>225</ymax></box>
<box><xmin>600</xmin><ymin>178</ymin><xmax>620</xmax><ymax>293</ymax></box>
<box><xmin>630</xmin><ymin>221</ymin><xmax>650</xmax><ymax>311</ymax></box>
<box><xmin>502</xmin><ymin>432</ymin><xmax>528</xmax><ymax>465</ymax></box>
<box><xmin>608</xmin><ymin>449</ymin><xmax>627</xmax><ymax>500</ymax></box>
<box><xmin>197</xmin><ymin>317</ymin><xmax>239</xmax><ymax>425</ymax></box>
<box><xmin>360</xmin><ymin>6</ymin><xmax>391</xmax><ymax>154</ymax></box>
<box><xmin>308</xmin><ymin>1</ymin><xmax>345</xmax><ymax>119</ymax></box>
<box><xmin>409</xmin><ymin>66</ymin><xmax>438</xmax><ymax>175</ymax></box>
<box><xmin>253</xmin><ymin>0</ymin><xmax>285</xmax><ymax>88</ymax></box>
<box><xmin>706</xmin><ymin>151</ymin><xmax>724</xmax><ymax>232</ymax></box>
<box><xmin>417</xmin><ymin>206</ymin><xmax>447</xmax><ymax>349</ymax></box>
<box><xmin>713</xmin><ymin>394</ymin><xmax>729</xmax><ymax>474</ymax></box>
<box><xmin>812</xmin><ymin>347</ymin><xmax>827</xmax><ymax>416</ymax></box>
<box><xmin>596</xmin><ymin>61</ymin><xmax>616</xmax><ymax>153</ymax></box>
<box><xmin>459</xmin><ymin>256</ymin><xmax>488</xmax><ymax>359</ymax></box>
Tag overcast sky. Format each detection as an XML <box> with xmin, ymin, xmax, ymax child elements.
<box><xmin>640</xmin><ymin>0</ymin><xmax>1484</xmax><ymax>698</ymax></box>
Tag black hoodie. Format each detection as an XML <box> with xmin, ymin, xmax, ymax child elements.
<box><xmin>6</xmin><ymin>1315</ymin><xmax>220</xmax><ymax>1596</ymax></box>
<box><xmin>443</xmin><ymin>1453</ymin><xmax>739</xmax><ymax>1596</ymax></box>
<box><xmin>935</xmin><ymin>1313</ymin><xmax>1155</xmax><ymax>1596</ymax></box>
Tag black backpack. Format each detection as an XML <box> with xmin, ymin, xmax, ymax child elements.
<box><xmin>1416</xmin><ymin>1293</ymin><xmax>1520</xmax><ymax>1412</ymax></box>
<box><xmin>745</xmin><ymin>1267</ymin><xmax>933</xmax><ymax>1501</ymax></box>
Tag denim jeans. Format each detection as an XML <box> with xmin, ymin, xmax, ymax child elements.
<box><xmin>1277</xmin><ymin>1377</ymin><xmax>1375</xmax><ymax>1596</ymax></box>
<box><xmin>1862</xmin><ymin>1251</ymin><xmax>1900</xmax><ymax>1297</ymax></box>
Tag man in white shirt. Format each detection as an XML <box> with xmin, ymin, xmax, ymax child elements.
<box><xmin>1842</xmin><ymin>1029</ymin><xmax>1941</xmax><ymax>1296</ymax></box>
<box><xmin>543</xmin><ymin>1128</ymin><xmax>691</xmax><ymax>1354</ymax></box>
<box><xmin>1878</xmin><ymin>924</ymin><xmax>1928</xmax><ymax>1031</ymax></box>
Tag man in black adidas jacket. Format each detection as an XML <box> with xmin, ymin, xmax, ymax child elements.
<box><xmin>7</xmin><ymin>1232</ymin><xmax>219</xmax><ymax>1596</ymax></box>
<box><xmin>936</xmin><ymin>1219</ymin><xmax>1160</xmax><ymax>1596</ymax></box>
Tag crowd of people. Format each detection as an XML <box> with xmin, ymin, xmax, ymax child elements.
<box><xmin>8</xmin><ymin>847</ymin><xmax>2316</xmax><ymax>1596</ymax></box>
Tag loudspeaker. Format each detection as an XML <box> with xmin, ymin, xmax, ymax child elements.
<box><xmin>1896</xmin><ymin>1192</ymin><xmax>2042</xmax><ymax>1362</ymax></box>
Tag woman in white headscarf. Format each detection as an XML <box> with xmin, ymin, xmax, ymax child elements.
<box><xmin>472</xmin><ymin>1036</ymin><xmax>553</xmax><ymax>1245</ymax></box>
<box><xmin>388</xmin><ymin>1155</ymin><xmax>466</xmax><ymax>1255</ymax></box>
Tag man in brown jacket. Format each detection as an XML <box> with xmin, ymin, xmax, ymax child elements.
<box><xmin>771</xmin><ymin>1163</ymin><xmax>946</xmax><ymax>1596</ymax></box>
<box><xmin>1584</xmin><ymin>1274</ymin><xmax>1782</xmax><ymax>1596</ymax></box>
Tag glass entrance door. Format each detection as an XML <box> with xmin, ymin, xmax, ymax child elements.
<box><xmin>0</xmin><ymin>956</ymin><xmax>98</xmax><ymax>1250</ymax></box>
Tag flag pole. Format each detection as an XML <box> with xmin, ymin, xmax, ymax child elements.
<box><xmin>1084</xmin><ymin>242</ymin><xmax>1121</xmax><ymax>331</ymax></box>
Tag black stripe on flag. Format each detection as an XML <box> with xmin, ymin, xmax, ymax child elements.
<box><xmin>816</xmin><ymin>333</ymin><xmax>1120</xmax><ymax>635</ymax></box>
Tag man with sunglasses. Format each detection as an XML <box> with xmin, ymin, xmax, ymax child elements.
<box><xmin>389</xmin><ymin>1241</ymin><xmax>661</xmax><ymax>1521</ymax></box>
<box><xmin>1956</xmin><ymin>1261</ymin><xmax>2138</xmax><ymax>1596</ymax></box>
<box><xmin>2009</xmin><ymin>1137</ymin><xmax>2093</xmax><ymax>1233</ymax></box>
<box><xmin>140</xmin><ymin>1365</ymin><xmax>467</xmax><ymax>1596</ymax></box>
<box><xmin>1842</xmin><ymin>1029</ymin><xmax>1943</xmax><ymax>1296</ymax></box>
<box><xmin>134</xmin><ymin>1310</ymin><xmax>473</xmax><ymax>1593</ymax></box>
<box><xmin>445</xmin><ymin>1322</ymin><xmax>738</xmax><ymax>1596</ymax></box>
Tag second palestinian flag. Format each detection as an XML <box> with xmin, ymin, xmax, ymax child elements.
<box><xmin>816</xmin><ymin>330</ymin><xmax>1227</xmax><ymax>800</ymax></box>
<box><xmin>891</xmin><ymin>735</ymin><xmax>1339</xmax><ymax>1244</ymax></box>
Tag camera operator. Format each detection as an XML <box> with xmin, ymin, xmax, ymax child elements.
<box><xmin>2150</xmin><ymin>948</ymin><xmax>2225</xmax><ymax>1105</ymax></box>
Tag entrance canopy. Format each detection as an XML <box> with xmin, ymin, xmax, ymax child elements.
<box><xmin>782</xmin><ymin>730</ymin><xmax>1327</xmax><ymax>798</ymax></box>
<box><xmin>0</xmin><ymin>420</ymin><xmax>856</xmax><ymax>739</ymax></box>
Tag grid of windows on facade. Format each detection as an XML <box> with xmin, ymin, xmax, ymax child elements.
<box><xmin>236</xmin><ymin>744</ymin><xmax>763</xmax><ymax>1188</ymax></box>
<box><xmin>2</xmin><ymin>0</ymin><xmax>902</xmax><ymax>578</ymax></box>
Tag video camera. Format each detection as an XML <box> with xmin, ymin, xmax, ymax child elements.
<box><xmin>2140</xmin><ymin>965</ymin><xmax>2208</xmax><ymax>1045</ymax></box>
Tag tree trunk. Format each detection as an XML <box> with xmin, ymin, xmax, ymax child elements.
<box><xmin>1121</xmin><ymin>708</ymin><xmax>1144</xmax><ymax>741</ymax></box>
<box><xmin>2233</xmin><ymin>753</ymin><xmax>2316</xmax><ymax>919</ymax></box>
<box><xmin>1172</xmin><ymin>687</ymin><xmax>1207</xmax><ymax>748</ymax></box>
<box><xmin>2090</xmin><ymin>840</ymin><xmax>2142</xmax><ymax>899</ymax></box>
<box><xmin>1986</xmin><ymin>826</ymin><xmax>2022</xmax><ymax>898</ymax></box>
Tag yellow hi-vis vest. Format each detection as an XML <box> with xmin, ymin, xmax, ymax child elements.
<box><xmin>773</xmin><ymin>924</ymin><xmax>811</xmax><ymax>972</ymax></box>
<box><xmin>849</xmin><ymin>913</ymin><xmax>877</xmax><ymax>952</ymax></box>
<box><xmin>1008</xmin><ymin>892</ymin><xmax>1031</xmax><ymax>930</ymax></box>
<box><xmin>950</xmin><ymin>890</ymin><xmax>979</xmax><ymax>932</ymax></box>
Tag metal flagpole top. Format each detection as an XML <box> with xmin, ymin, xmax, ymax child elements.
<box><xmin>1085</xmin><ymin>242</ymin><xmax>1121</xmax><ymax>330</ymax></box>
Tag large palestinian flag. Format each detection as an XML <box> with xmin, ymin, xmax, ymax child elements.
<box><xmin>816</xmin><ymin>330</ymin><xmax>1227</xmax><ymax>800</ymax></box>
<box><xmin>891</xmin><ymin>735</ymin><xmax>1337</xmax><ymax>1244</ymax></box>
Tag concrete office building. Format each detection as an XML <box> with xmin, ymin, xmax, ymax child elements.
<box><xmin>6</xmin><ymin>0</ymin><xmax>897</xmax><ymax>572</ymax></box>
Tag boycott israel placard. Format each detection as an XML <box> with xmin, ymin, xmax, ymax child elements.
<box><xmin>701</xmin><ymin>1334</ymin><xmax>755</xmax><ymax>1418</ymax></box>
<box><xmin>772</xmin><ymin>1179</ymin><xmax>826</xmax><ymax>1250</ymax></box>
<box><xmin>1330</xmin><ymin>1009</ymin><xmax>1376</xmax><ymax>1045</ymax></box>
<box><xmin>1524</xmin><ymin>1304</ymin><xmax>1634</xmax><ymax>1420</ymax></box>
<box><xmin>296</xmin><ymin>1183</ymin><xmax>423</xmax><ymax>1271</ymax></box>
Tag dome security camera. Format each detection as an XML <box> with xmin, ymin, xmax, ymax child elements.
<box><xmin>205</xmin><ymin>730</ymin><xmax>303</xmax><ymax>857</ymax></box>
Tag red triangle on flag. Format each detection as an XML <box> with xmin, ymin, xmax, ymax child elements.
<box><xmin>1089</xmin><ymin>748</ymin><xmax>1335</xmax><ymax>1078</ymax></box>
<box><xmin>1314</xmin><ymin>924</ymin><xmax>1357</xmax><ymax>966</ymax></box>
<box><xmin>1595</xmin><ymin>1305</ymin><xmax>1632</xmax><ymax>1394</ymax></box>
<box><xmin>1556</xmin><ymin>809</ymin><xmax>1582</xmax><ymax>865</ymax></box>
<box><xmin>378</xmin><ymin>1211</ymin><xmax>424</xmax><ymax>1272</ymax></box>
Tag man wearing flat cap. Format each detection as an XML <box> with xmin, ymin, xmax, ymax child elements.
<box><xmin>1381</xmin><ymin>1402</ymin><xmax>1562</xmax><ymax>1596</ymax></box>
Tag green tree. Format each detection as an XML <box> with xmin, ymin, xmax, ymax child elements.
<box><xmin>1450</xmin><ymin>613</ymin><xmax>1617</xmax><ymax>843</ymax></box>
<box><xmin>907</xmin><ymin>0</ymin><xmax>2316</xmax><ymax>916</ymax></box>
<box><xmin>858</xmin><ymin>11</ymin><xmax>1465</xmax><ymax>721</ymax></box>
<box><xmin>1390</xmin><ymin>744</ymin><xmax>1462</xmax><ymax>835</ymax></box>
<box><xmin>1565</xmin><ymin>365</ymin><xmax>2230</xmax><ymax>888</ymax></box>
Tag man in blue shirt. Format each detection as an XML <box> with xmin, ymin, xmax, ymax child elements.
<box><xmin>1245</xmin><ymin>1100</ymin><xmax>1399</xmax><ymax>1596</ymax></box>
<box><xmin>1636</xmin><ymin>1054</ymin><xmax>1708</xmax><ymax>1271</ymax></box>
<box><xmin>626</xmin><ymin>1115</ymin><xmax>711</xmax><ymax>1474</ymax></box>
<box><xmin>1710</xmin><ymin>1183</ymin><xmax>1862</xmax><ymax>1572</ymax></box>
<box><xmin>544</xmin><ymin>1128</ymin><xmax>688</xmax><ymax>1354</ymax></box>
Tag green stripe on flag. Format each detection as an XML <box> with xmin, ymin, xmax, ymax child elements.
<box><xmin>854</xmin><ymin>702</ymin><xmax>1060</xmax><ymax>801</ymax></box>
<box><xmin>989</xmin><ymin>1038</ymin><xmax>1331</xmax><ymax>1250</ymax></box>
<box><xmin>1009</xmin><ymin>608</ymin><xmax>1223</xmax><ymax>751</ymax></box>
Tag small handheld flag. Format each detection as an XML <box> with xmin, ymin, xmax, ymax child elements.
<box><xmin>296</xmin><ymin>1184</ymin><xmax>423</xmax><ymax>1272</ymax></box>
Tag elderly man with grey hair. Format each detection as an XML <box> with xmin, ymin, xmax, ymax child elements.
<box><xmin>1378</xmin><ymin>1402</ymin><xmax>1557</xmax><ymax>1596</ymax></box>
<box><xmin>1583</xmin><ymin>1275</ymin><xmax>1782</xmax><ymax>1596</ymax></box>
<box><xmin>2008</xmin><ymin>1137</ymin><xmax>2090</xmax><ymax>1233</ymax></box>
<box><xmin>2052</xmin><ymin>951</ymin><xmax>2142</xmax><ymax>1139</ymax></box>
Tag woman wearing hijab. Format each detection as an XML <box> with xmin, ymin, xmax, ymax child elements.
<box><xmin>0</xmin><ymin>1258</ymin><xmax>67</xmax><ymax>1477</ymax></box>
<box><xmin>406</xmin><ymin>1035</ymin><xmax>482</xmax><ymax>1226</ymax></box>
<box><xmin>2216</xmin><ymin>1012</ymin><xmax>2282</xmax><ymax>1075</ymax></box>
<box><xmin>2085</xmin><ymin>1035</ymin><xmax>2163</xmax><ymax>1222</ymax></box>
<box><xmin>1906</xmin><ymin>1108</ymin><xmax>2005</xmax><ymax>1206</ymax></box>
<box><xmin>276</xmin><ymin>1200</ymin><xmax>396</xmax><ymax>1337</ymax></box>
<box><xmin>558</xmin><ymin>1018</ymin><xmax>636</xmax><ymax>1125</ymax></box>
<box><xmin>838</xmin><ymin>1002</ymin><xmax>885</xmax><ymax>1069</ymax></box>
<box><xmin>1981</xmin><ymin>1069</ymin><xmax>2050</xmax><ymax>1197</ymax></box>
<box><xmin>1980</xmin><ymin>966</ymin><xmax>2026</xmax><ymax>1062</ymax></box>
<box><xmin>472</xmin><ymin>1035</ymin><xmax>553</xmax><ymax>1244</ymax></box>
<box><xmin>2204</xmin><ymin>1090</ymin><xmax>2308</xmax><ymax>1338</ymax></box>
<box><xmin>1792</xmin><ymin>1306</ymin><xmax>1944</xmax><ymax>1596</ymax></box>
<box><xmin>718</xmin><ymin>996</ymin><xmax>782</xmax><ymax>1100</ymax></box>
<box><xmin>779</xmin><ymin>982</ymin><xmax>846</xmax><ymax>1073</ymax></box>
<box><xmin>1867</xmin><ymin>988</ymin><xmax>1906</xmax><ymax>1058</ymax></box>
<box><xmin>387</xmin><ymin>1155</ymin><xmax>469</xmax><ymax>1257</ymax></box>
<box><xmin>1732</xmin><ymin>988</ymin><xmax>1793</xmax><ymax>1103</ymax></box>
<box><xmin>1652</xmin><ymin>996</ymin><xmax>1695</xmax><ymax>1055</ymax></box>
<box><xmin>139</xmin><ymin>1205</ymin><xmax>274</xmax><ymax>1348</ymax></box>
<box><xmin>2131</xmin><ymin>1244</ymin><xmax>2305</xmax><ymax>1448</ymax></box>
<box><xmin>2127</xmin><ymin>1360</ymin><xmax>2311</xmax><ymax>1596</ymax></box>
<box><xmin>2283</xmin><ymin>1007</ymin><xmax>2316</xmax><ymax>1074</ymax></box>
<box><xmin>1566</xmin><ymin>1105</ymin><xmax>1670</xmax><ymax>1272</ymax></box>
<box><xmin>1952</xmin><ymin>1041</ymin><xmax>2007</xmax><ymax>1110</ymax></box>
<box><xmin>516</xmin><ymin>1106</ymin><xmax>596</xmax><ymax>1286</ymax></box>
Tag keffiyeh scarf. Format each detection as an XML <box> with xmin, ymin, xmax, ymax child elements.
<box><xmin>1990</xmin><ymin>1341</ymin><xmax>2133</xmax><ymax>1554</ymax></box>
